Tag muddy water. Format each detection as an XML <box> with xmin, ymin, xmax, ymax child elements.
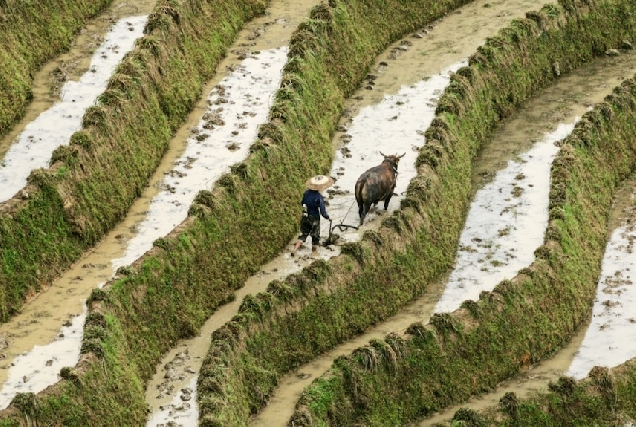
<box><xmin>0</xmin><ymin>46</ymin><xmax>287</xmax><ymax>410</ymax></box>
<box><xmin>567</xmin><ymin>176</ymin><xmax>636</xmax><ymax>379</ymax></box>
<box><xmin>0</xmin><ymin>0</ymin><xmax>156</xmax><ymax>408</ymax></box>
<box><xmin>0</xmin><ymin>12</ymin><xmax>150</xmax><ymax>202</ymax></box>
<box><xmin>251</xmin><ymin>50</ymin><xmax>636</xmax><ymax>427</ymax></box>
<box><xmin>0</xmin><ymin>0</ymin><xmax>307</xmax><ymax>411</ymax></box>
<box><xmin>321</xmin><ymin>60</ymin><xmax>465</xmax><ymax>247</ymax></box>
<box><xmin>433</xmin><ymin>121</ymin><xmax>575</xmax><ymax>313</ymax></box>
<box><xmin>323</xmin><ymin>0</ymin><xmax>552</xmax><ymax>233</ymax></box>
<box><xmin>112</xmin><ymin>46</ymin><xmax>287</xmax><ymax>271</ymax></box>
<box><xmin>413</xmin><ymin>324</ymin><xmax>589</xmax><ymax>426</ymax></box>
<box><xmin>147</xmin><ymin>0</ymin><xmax>550</xmax><ymax>424</ymax></box>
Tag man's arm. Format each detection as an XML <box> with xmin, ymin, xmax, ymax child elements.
<box><xmin>319</xmin><ymin>195</ymin><xmax>329</xmax><ymax>219</ymax></box>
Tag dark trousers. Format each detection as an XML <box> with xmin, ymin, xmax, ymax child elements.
<box><xmin>298</xmin><ymin>215</ymin><xmax>320</xmax><ymax>245</ymax></box>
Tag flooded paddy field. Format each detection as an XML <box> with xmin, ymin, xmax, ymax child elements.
<box><xmin>0</xmin><ymin>0</ymin><xmax>158</xmax><ymax>406</ymax></box>
<box><xmin>0</xmin><ymin>0</ymin><xmax>318</xmax><ymax>412</ymax></box>
<box><xmin>415</xmin><ymin>174</ymin><xmax>636</xmax><ymax>426</ymax></box>
<box><xmin>1</xmin><ymin>0</ymin><xmax>636</xmax><ymax>424</ymax></box>
<box><xmin>144</xmin><ymin>0</ymin><xmax>557</xmax><ymax>424</ymax></box>
<box><xmin>252</xmin><ymin>49</ymin><xmax>636</xmax><ymax>427</ymax></box>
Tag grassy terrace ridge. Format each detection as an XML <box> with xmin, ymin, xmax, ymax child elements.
<box><xmin>184</xmin><ymin>0</ymin><xmax>636</xmax><ymax>426</ymax></box>
<box><xmin>0</xmin><ymin>0</ymin><xmax>268</xmax><ymax>322</ymax></box>
<box><xmin>0</xmin><ymin>0</ymin><xmax>479</xmax><ymax>424</ymax></box>
<box><xmin>440</xmin><ymin>356</ymin><xmax>636</xmax><ymax>426</ymax></box>
<box><xmin>288</xmin><ymin>2</ymin><xmax>636</xmax><ymax>426</ymax></box>
<box><xmin>0</xmin><ymin>0</ymin><xmax>113</xmax><ymax>138</ymax></box>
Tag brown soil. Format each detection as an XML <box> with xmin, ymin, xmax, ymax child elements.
<box><xmin>0</xmin><ymin>0</ymin><xmax>156</xmax><ymax>159</ymax></box>
<box><xmin>250</xmin><ymin>44</ymin><xmax>636</xmax><ymax>427</ymax></box>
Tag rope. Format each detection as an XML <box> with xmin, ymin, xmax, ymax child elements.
<box><xmin>340</xmin><ymin>199</ymin><xmax>357</xmax><ymax>225</ymax></box>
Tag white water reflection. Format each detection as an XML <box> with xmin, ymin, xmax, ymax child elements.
<box><xmin>0</xmin><ymin>305</ymin><xmax>86</xmax><ymax>409</ymax></box>
<box><xmin>568</xmin><ymin>212</ymin><xmax>636</xmax><ymax>379</ymax></box>
<box><xmin>112</xmin><ymin>46</ymin><xmax>287</xmax><ymax>271</ymax></box>
<box><xmin>146</xmin><ymin>61</ymin><xmax>465</xmax><ymax>426</ymax></box>
<box><xmin>144</xmin><ymin>248</ymin><xmax>330</xmax><ymax>426</ymax></box>
<box><xmin>324</xmin><ymin>61</ymin><xmax>466</xmax><ymax>242</ymax></box>
<box><xmin>147</xmin><ymin>375</ymin><xmax>199</xmax><ymax>426</ymax></box>
<box><xmin>0</xmin><ymin>15</ymin><xmax>148</xmax><ymax>203</ymax></box>
<box><xmin>0</xmin><ymin>47</ymin><xmax>287</xmax><ymax>412</ymax></box>
<box><xmin>434</xmin><ymin>120</ymin><xmax>577</xmax><ymax>314</ymax></box>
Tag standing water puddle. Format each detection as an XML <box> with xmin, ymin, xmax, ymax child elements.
<box><xmin>252</xmin><ymin>51</ymin><xmax>636</xmax><ymax>426</ymax></box>
<box><xmin>0</xmin><ymin>0</ymin><xmax>628</xmax><ymax>421</ymax></box>
<box><xmin>0</xmin><ymin>47</ymin><xmax>287</xmax><ymax>410</ymax></box>
<box><xmin>415</xmin><ymin>178</ymin><xmax>636</xmax><ymax>426</ymax></box>
<box><xmin>567</xmin><ymin>177</ymin><xmax>636</xmax><ymax>379</ymax></box>
<box><xmin>0</xmin><ymin>15</ymin><xmax>148</xmax><ymax>203</ymax></box>
<box><xmin>433</xmin><ymin>121</ymin><xmax>576</xmax><ymax>313</ymax></box>
<box><xmin>250</xmin><ymin>112</ymin><xmax>575</xmax><ymax>427</ymax></box>
<box><xmin>0</xmin><ymin>0</ymin><xmax>318</xmax><ymax>417</ymax></box>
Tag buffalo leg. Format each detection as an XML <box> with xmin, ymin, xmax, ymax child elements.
<box><xmin>358</xmin><ymin>200</ymin><xmax>365</xmax><ymax>220</ymax></box>
<box><xmin>361</xmin><ymin>200</ymin><xmax>372</xmax><ymax>224</ymax></box>
<box><xmin>383</xmin><ymin>194</ymin><xmax>392</xmax><ymax>210</ymax></box>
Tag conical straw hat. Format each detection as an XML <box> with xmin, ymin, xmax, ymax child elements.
<box><xmin>305</xmin><ymin>175</ymin><xmax>334</xmax><ymax>191</ymax></box>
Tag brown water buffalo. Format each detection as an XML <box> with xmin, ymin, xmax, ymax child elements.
<box><xmin>354</xmin><ymin>152</ymin><xmax>405</xmax><ymax>224</ymax></box>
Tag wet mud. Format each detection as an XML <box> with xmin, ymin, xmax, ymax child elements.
<box><xmin>567</xmin><ymin>175</ymin><xmax>636</xmax><ymax>379</ymax></box>
<box><xmin>249</xmin><ymin>49</ymin><xmax>636</xmax><ymax>427</ymax></box>
<box><xmin>2</xmin><ymin>0</ymin><xmax>635</xmax><ymax>422</ymax></box>
<box><xmin>0</xmin><ymin>0</ymin><xmax>304</xmax><ymax>409</ymax></box>
<box><xmin>330</xmin><ymin>0</ymin><xmax>545</xmax><ymax>122</ymax></box>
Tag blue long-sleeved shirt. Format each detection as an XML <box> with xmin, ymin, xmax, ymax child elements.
<box><xmin>301</xmin><ymin>190</ymin><xmax>329</xmax><ymax>220</ymax></box>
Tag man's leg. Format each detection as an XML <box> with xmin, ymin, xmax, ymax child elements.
<box><xmin>310</xmin><ymin>217</ymin><xmax>320</xmax><ymax>252</ymax></box>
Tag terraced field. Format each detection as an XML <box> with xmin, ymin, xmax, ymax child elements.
<box><xmin>1</xmin><ymin>0</ymin><xmax>636</xmax><ymax>425</ymax></box>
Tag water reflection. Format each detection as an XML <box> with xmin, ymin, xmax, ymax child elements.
<box><xmin>0</xmin><ymin>15</ymin><xmax>148</xmax><ymax>203</ymax></box>
<box><xmin>435</xmin><ymin>121</ymin><xmax>577</xmax><ymax>313</ymax></box>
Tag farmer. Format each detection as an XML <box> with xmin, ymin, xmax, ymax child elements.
<box><xmin>291</xmin><ymin>175</ymin><xmax>334</xmax><ymax>255</ymax></box>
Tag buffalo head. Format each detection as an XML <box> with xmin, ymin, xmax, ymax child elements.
<box><xmin>379</xmin><ymin>151</ymin><xmax>406</xmax><ymax>171</ymax></box>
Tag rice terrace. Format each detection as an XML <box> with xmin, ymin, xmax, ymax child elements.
<box><xmin>2</xmin><ymin>0</ymin><xmax>636</xmax><ymax>425</ymax></box>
